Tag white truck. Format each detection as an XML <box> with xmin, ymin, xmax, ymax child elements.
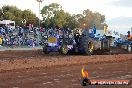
<box><xmin>0</xmin><ymin>20</ymin><xmax>15</xmax><ymax>29</ymax></box>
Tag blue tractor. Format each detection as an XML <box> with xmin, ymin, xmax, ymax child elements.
<box><xmin>42</xmin><ymin>28</ymin><xmax>74</xmax><ymax>54</ymax></box>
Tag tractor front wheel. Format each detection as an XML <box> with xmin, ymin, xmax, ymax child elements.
<box><xmin>43</xmin><ymin>46</ymin><xmax>49</xmax><ymax>54</ymax></box>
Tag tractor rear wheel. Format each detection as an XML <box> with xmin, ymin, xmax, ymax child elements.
<box><xmin>84</xmin><ymin>39</ymin><xmax>94</xmax><ymax>55</ymax></box>
<box><xmin>60</xmin><ymin>45</ymin><xmax>68</xmax><ymax>55</ymax></box>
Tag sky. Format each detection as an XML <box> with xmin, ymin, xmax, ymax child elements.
<box><xmin>0</xmin><ymin>0</ymin><xmax>132</xmax><ymax>35</ymax></box>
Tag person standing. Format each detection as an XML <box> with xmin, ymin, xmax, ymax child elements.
<box><xmin>0</xmin><ymin>36</ymin><xmax>2</xmax><ymax>45</ymax></box>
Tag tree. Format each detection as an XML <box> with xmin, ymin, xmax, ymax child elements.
<box><xmin>65</xmin><ymin>14</ymin><xmax>79</xmax><ymax>29</ymax></box>
<box><xmin>41</xmin><ymin>3</ymin><xmax>62</xmax><ymax>18</ymax></box>
<box><xmin>0</xmin><ymin>8</ymin><xmax>3</xmax><ymax>20</ymax></box>
<box><xmin>3</xmin><ymin>11</ymin><xmax>15</xmax><ymax>20</ymax></box>
<box><xmin>81</xmin><ymin>9</ymin><xmax>105</xmax><ymax>29</ymax></box>
<box><xmin>22</xmin><ymin>9</ymin><xmax>37</xmax><ymax>26</ymax></box>
<box><xmin>41</xmin><ymin>3</ymin><xmax>63</xmax><ymax>28</ymax></box>
<box><xmin>41</xmin><ymin>3</ymin><xmax>106</xmax><ymax>29</ymax></box>
<box><xmin>0</xmin><ymin>5</ymin><xmax>38</xmax><ymax>26</ymax></box>
<box><xmin>41</xmin><ymin>3</ymin><xmax>78</xmax><ymax>29</ymax></box>
<box><xmin>54</xmin><ymin>10</ymin><xmax>67</xmax><ymax>28</ymax></box>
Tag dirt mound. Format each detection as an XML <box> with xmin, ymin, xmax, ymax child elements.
<box><xmin>0</xmin><ymin>49</ymin><xmax>131</xmax><ymax>72</ymax></box>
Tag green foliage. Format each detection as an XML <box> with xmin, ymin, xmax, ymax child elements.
<box><xmin>22</xmin><ymin>9</ymin><xmax>37</xmax><ymax>26</ymax></box>
<box><xmin>41</xmin><ymin>3</ymin><xmax>63</xmax><ymax>28</ymax></box>
<box><xmin>0</xmin><ymin>5</ymin><xmax>38</xmax><ymax>26</ymax></box>
<box><xmin>41</xmin><ymin>3</ymin><xmax>78</xmax><ymax>28</ymax></box>
<box><xmin>41</xmin><ymin>3</ymin><xmax>106</xmax><ymax>29</ymax></box>
<box><xmin>65</xmin><ymin>14</ymin><xmax>79</xmax><ymax>29</ymax></box>
<box><xmin>3</xmin><ymin>11</ymin><xmax>14</xmax><ymax>20</ymax></box>
<box><xmin>0</xmin><ymin>8</ymin><xmax>3</xmax><ymax>17</ymax></box>
<box><xmin>0</xmin><ymin>3</ymin><xmax>106</xmax><ymax>29</ymax></box>
<box><xmin>54</xmin><ymin>10</ymin><xmax>67</xmax><ymax>28</ymax></box>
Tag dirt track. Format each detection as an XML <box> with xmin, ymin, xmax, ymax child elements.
<box><xmin>0</xmin><ymin>50</ymin><xmax>131</xmax><ymax>72</ymax></box>
<box><xmin>0</xmin><ymin>48</ymin><xmax>131</xmax><ymax>88</ymax></box>
<box><xmin>0</xmin><ymin>59</ymin><xmax>132</xmax><ymax>88</ymax></box>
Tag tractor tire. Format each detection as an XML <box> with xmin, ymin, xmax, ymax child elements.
<box><xmin>83</xmin><ymin>38</ymin><xmax>94</xmax><ymax>55</ymax></box>
<box><xmin>43</xmin><ymin>46</ymin><xmax>49</xmax><ymax>54</ymax></box>
<box><xmin>60</xmin><ymin>45</ymin><xmax>68</xmax><ymax>55</ymax></box>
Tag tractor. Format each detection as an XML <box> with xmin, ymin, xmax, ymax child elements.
<box><xmin>41</xmin><ymin>26</ymin><xmax>111</xmax><ymax>55</ymax></box>
<box><xmin>72</xmin><ymin>28</ymin><xmax>111</xmax><ymax>55</ymax></box>
<box><xmin>42</xmin><ymin>28</ymin><xmax>74</xmax><ymax>54</ymax></box>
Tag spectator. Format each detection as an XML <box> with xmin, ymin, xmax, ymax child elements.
<box><xmin>0</xmin><ymin>26</ymin><xmax>41</xmax><ymax>47</ymax></box>
<box><xmin>0</xmin><ymin>36</ymin><xmax>2</xmax><ymax>45</ymax></box>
